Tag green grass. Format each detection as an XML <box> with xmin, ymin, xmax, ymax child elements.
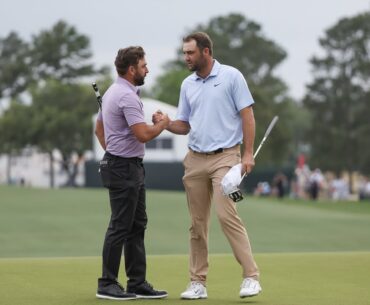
<box><xmin>1</xmin><ymin>253</ymin><xmax>370</xmax><ymax>305</ymax></box>
<box><xmin>1</xmin><ymin>186</ymin><xmax>370</xmax><ymax>305</ymax></box>
<box><xmin>1</xmin><ymin>186</ymin><xmax>370</xmax><ymax>257</ymax></box>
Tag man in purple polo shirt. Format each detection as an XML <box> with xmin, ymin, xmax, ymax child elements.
<box><xmin>94</xmin><ymin>46</ymin><xmax>169</xmax><ymax>300</ymax></box>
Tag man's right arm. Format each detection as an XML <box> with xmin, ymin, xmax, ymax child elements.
<box><xmin>130</xmin><ymin>115</ymin><xmax>171</xmax><ymax>143</ymax></box>
<box><xmin>167</xmin><ymin>119</ymin><xmax>190</xmax><ymax>135</ymax></box>
<box><xmin>152</xmin><ymin>111</ymin><xmax>190</xmax><ymax>135</ymax></box>
<box><xmin>166</xmin><ymin>82</ymin><xmax>191</xmax><ymax>135</ymax></box>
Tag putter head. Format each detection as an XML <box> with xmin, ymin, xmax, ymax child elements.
<box><xmin>228</xmin><ymin>189</ymin><xmax>244</xmax><ymax>202</ymax></box>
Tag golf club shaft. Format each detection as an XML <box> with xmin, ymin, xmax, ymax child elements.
<box><xmin>92</xmin><ymin>82</ymin><xmax>102</xmax><ymax>109</ymax></box>
<box><xmin>241</xmin><ymin>116</ymin><xmax>279</xmax><ymax>181</ymax></box>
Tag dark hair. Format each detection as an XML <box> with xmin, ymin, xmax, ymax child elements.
<box><xmin>183</xmin><ymin>32</ymin><xmax>213</xmax><ymax>56</ymax></box>
<box><xmin>115</xmin><ymin>46</ymin><xmax>145</xmax><ymax>76</ymax></box>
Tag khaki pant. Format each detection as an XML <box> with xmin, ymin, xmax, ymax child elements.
<box><xmin>182</xmin><ymin>146</ymin><xmax>259</xmax><ymax>284</ymax></box>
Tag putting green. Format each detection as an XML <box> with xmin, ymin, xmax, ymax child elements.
<box><xmin>1</xmin><ymin>186</ymin><xmax>370</xmax><ymax>304</ymax></box>
<box><xmin>1</xmin><ymin>252</ymin><xmax>369</xmax><ymax>305</ymax></box>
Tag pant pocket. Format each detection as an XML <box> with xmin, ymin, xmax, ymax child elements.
<box><xmin>99</xmin><ymin>160</ymin><xmax>111</xmax><ymax>188</ymax></box>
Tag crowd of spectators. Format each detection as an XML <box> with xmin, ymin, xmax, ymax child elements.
<box><xmin>253</xmin><ymin>156</ymin><xmax>370</xmax><ymax>202</ymax></box>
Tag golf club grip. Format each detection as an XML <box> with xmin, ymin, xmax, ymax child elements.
<box><xmin>92</xmin><ymin>82</ymin><xmax>102</xmax><ymax>109</ymax></box>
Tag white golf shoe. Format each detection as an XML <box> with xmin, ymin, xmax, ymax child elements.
<box><xmin>239</xmin><ymin>278</ymin><xmax>262</xmax><ymax>298</ymax></box>
<box><xmin>180</xmin><ymin>281</ymin><xmax>207</xmax><ymax>299</ymax></box>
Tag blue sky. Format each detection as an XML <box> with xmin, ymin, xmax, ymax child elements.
<box><xmin>1</xmin><ymin>0</ymin><xmax>369</xmax><ymax>99</ymax></box>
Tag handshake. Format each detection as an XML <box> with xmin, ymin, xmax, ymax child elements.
<box><xmin>152</xmin><ymin>110</ymin><xmax>170</xmax><ymax>129</ymax></box>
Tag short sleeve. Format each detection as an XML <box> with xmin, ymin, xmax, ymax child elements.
<box><xmin>176</xmin><ymin>82</ymin><xmax>190</xmax><ymax>122</ymax></box>
<box><xmin>120</xmin><ymin>92</ymin><xmax>145</xmax><ymax>126</ymax></box>
<box><xmin>232</xmin><ymin>70</ymin><xmax>255</xmax><ymax>111</ymax></box>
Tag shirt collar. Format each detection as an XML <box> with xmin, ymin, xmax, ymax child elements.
<box><xmin>116</xmin><ymin>76</ymin><xmax>140</xmax><ymax>95</ymax></box>
<box><xmin>191</xmin><ymin>59</ymin><xmax>221</xmax><ymax>81</ymax></box>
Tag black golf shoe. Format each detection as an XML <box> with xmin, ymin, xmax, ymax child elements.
<box><xmin>96</xmin><ymin>282</ymin><xmax>136</xmax><ymax>300</ymax></box>
<box><xmin>128</xmin><ymin>281</ymin><xmax>168</xmax><ymax>299</ymax></box>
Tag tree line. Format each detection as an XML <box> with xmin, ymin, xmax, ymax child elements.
<box><xmin>0</xmin><ymin>12</ymin><xmax>369</xmax><ymax>188</ymax></box>
<box><xmin>0</xmin><ymin>21</ymin><xmax>111</xmax><ymax>187</ymax></box>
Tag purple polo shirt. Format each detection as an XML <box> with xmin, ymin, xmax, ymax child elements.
<box><xmin>97</xmin><ymin>77</ymin><xmax>145</xmax><ymax>158</ymax></box>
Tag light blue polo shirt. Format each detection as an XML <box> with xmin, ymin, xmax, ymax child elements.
<box><xmin>176</xmin><ymin>60</ymin><xmax>255</xmax><ymax>152</ymax></box>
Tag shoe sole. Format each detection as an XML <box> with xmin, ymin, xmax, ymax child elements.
<box><xmin>96</xmin><ymin>293</ymin><xmax>136</xmax><ymax>300</ymax></box>
<box><xmin>240</xmin><ymin>290</ymin><xmax>262</xmax><ymax>298</ymax></box>
<box><xmin>181</xmin><ymin>295</ymin><xmax>208</xmax><ymax>299</ymax></box>
<box><xmin>240</xmin><ymin>294</ymin><xmax>259</xmax><ymax>298</ymax></box>
<box><xmin>136</xmin><ymin>293</ymin><xmax>168</xmax><ymax>299</ymax></box>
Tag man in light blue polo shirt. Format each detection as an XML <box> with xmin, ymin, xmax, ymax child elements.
<box><xmin>155</xmin><ymin>32</ymin><xmax>261</xmax><ymax>299</ymax></box>
<box><xmin>177</xmin><ymin>54</ymin><xmax>255</xmax><ymax>153</ymax></box>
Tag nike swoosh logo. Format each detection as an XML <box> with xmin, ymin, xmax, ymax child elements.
<box><xmin>214</xmin><ymin>83</ymin><xmax>221</xmax><ymax>87</ymax></box>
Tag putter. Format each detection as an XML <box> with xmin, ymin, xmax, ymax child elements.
<box><xmin>92</xmin><ymin>82</ymin><xmax>103</xmax><ymax>109</ymax></box>
<box><xmin>229</xmin><ymin>116</ymin><xmax>279</xmax><ymax>202</ymax></box>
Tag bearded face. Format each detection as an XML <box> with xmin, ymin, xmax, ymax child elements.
<box><xmin>133</xmin><ymin>72</ymin><xmax>145</xmax><ymax>86</ymax></box>
<box><xmin>133</xmin><ymin>58</ymin><xmax>148</xmax><ymax>86</ymax></box>
<box><xmin>187</xmin><ymin>52</ymin><xmax>207</xmax><ymax>72</ymax></box>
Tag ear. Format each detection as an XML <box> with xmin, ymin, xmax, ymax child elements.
<box><xmin>203</xmin><ymin>47</ymin><xmax>210</xmax><ymax>56</ymax></box>
<box><xmin>128</xmin><ymin>65</ymin><xmax>136</xmax><ymax>76</ymax></box>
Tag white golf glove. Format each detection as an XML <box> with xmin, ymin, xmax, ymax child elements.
<box><xmin>221</xmin><ymin>163</ymin><xmax>243</xmax><ymax>200</ymax></box>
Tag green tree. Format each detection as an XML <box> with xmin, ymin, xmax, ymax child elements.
<box><xmin>0</xmin><ymin>102</ymin><xmax>32</xmax><ymax>183</ymax></box>
<box><xmin>198</xmin><ymin>14</ymin><xmax>287</xmax><ymax>86</ymax></box>
<box><xmin>0</xmin><ymin>32</ymin><xmax>31</xmax><ymax>104</ymax></box>
<box><xmin>29</xmin><ymin>80</ymin><xmax>99</xmax><ymax>187</ymax></box>
<box><xmin>0</xmin><ymin>32</ymin><xmax>32</xmax><ymax>183</ymax></box>
<box><xmin>150</xmin><ymin>68</ymin><xmax>190</xmax><ymax>106</ymax></box>
<box><xmin>31</xmin><ymin>20</ymin><xmax>99</xmax><ymax>81</ymax></box>
<box><xmin>303</xmin><ymin>12</ymin><xmax>370</xmax><ymax>181</ymax></box>
<box><xmin>151</xmin><ymin>13</ymin><xmax>306</xmax><ymax>166</ymax></box>
<box><xmin>0</xmin><ymin>20</ymin><xmax>109</xmax><ymax>187</ymax></box>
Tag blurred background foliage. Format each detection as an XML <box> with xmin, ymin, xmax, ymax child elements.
<box><xmin>0</xmin><ymin>11</ymin><xmax>369</xmax><ymax>187</ymax></box>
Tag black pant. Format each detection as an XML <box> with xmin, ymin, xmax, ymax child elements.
<box><xmin>310</xmin><ymin>181</ymin><xmax>319</xmax><ymax>200</ymax></box>
<box><xmin>98</xmin><ymin>152</ymin><xmax>147</xmax><ymax>290</ymax></box>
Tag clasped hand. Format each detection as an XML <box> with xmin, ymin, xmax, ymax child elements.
<box><xmin>152</xmin><ymin>110</ymin><xmax>170</xmax><ymax>128</ymax></box>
